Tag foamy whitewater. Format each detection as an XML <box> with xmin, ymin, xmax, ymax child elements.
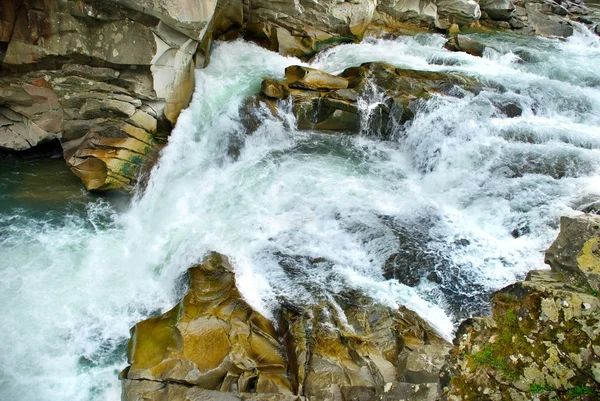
<box><xmin>1</xmin><ymin>27</ymin><xmax>600</xmax><ymax>401</ymax></box>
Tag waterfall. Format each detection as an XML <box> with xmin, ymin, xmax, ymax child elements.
<box><xmin>1</xmin><ymin>28</ymin><xmax>599</xmax><ymax>401</ymax></box>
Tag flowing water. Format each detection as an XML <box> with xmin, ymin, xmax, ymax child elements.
<box><xmin>1</xmin><ymin>27</ymin><xmax>600</xmax><ymax>401</ymax></box>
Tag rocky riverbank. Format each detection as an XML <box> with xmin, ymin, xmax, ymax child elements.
<box><xmin>119</xmin><ymin>214</ymin><xmax>600</xmax><ymax>401</ymax></box>
<box><xmin>1</xmin><ymin>0</ymin><xmax>598</xmax><ymax>191</ymax></box>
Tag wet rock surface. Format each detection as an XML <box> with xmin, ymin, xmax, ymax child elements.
<box><xmin>121</xmin><ymin>252</ymin><xmax>452</xmax><ymax>401</ymax></box>
<box><xmin>255</xmin><ymin>62</ymin><xmax>479</xmax><ymax>138</ymax></box>
<box><xmin>440</xmin><ymin>214</ymin><xmax>600</xmax><ymax>401</ymax></box>
<box><xmin>0</xmin><ymin>0</ymin><xmax>242</xmax><ymax>191</ymax></box>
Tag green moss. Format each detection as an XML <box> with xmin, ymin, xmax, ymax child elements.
<box><xmin>530</xmin><ymin>384</ymin><xmax>554</xmax><ymax>394</ymax></box>
<box><xmin>566</xmin><ymin>385</ymin><xmax>598</xmax><ymax>399</ymax></box>
<box><xmin>468</xmin><ymin>345</ymin><xmax>519</xmax><ymax>379</ymax></box>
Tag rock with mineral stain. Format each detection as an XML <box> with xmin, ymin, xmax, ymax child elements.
<box><xmin>122</xmin><ymin>252</ymin><xmax>294</xmax><ymax>396</ymax></box>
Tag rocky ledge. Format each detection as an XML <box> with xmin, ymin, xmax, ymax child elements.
<box><xmin>121</xmin><ymin>252</ymin><xmax>452</xmax><ymax>401</ymax></box>
<box><xmin>251</xmin><ymin>62</ymin><xmax>482</xmax><ymax>140</ymax></box>
<box><xmin>440</xmin><ymin>214</ymin><xmax>600</xmax><ymax>400</ymax></box>
<box><xmin>120</xmin><ymin>214</ymin><xmax>600</xmax><ymax>401</ymax></box>
<box><xmin>0</xmin><ymin>0</ymin><xmax>242</xmax><ymax>191</ymax></box>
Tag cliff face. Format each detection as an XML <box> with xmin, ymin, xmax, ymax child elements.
<box><xmin>0</xmin><ymin>0</ymin><xmax>241</xmax><ymax>191</ymax></box>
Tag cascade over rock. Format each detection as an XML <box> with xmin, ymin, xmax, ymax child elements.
<box><xmin>440</xmin><ymin>214</ymin><xmax>600</xmax><ymax>401</ymax></box>
<box><xmin>121</xmin><ymin>252</ymin><xmax>452</xmax><ymax>401</ymax></box>
<box><xmin>1</xmin><ymin>0</ymin><xmax>596</xmax><ymax>190</ymax></box>
<box><xmin>255</xmin><ymin>62</ymin><xmax>479</xmax><ymax>137</ymax></box>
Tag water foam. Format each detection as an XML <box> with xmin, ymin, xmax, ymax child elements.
<box><xmin>1</xmin><ymin>28</ymin><xmax>600</xmax><ymax>401</ymax></box>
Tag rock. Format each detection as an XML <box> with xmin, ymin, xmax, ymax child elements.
<box><xmin>581</xmin><ymin>201</ymin><xmax>600</xmax><ymax>215</ymax></box>
<box><xmin>122</xmin><ymin>380</ymin><xmax>305</xmax><ymax>401</ymax></box>
<box><xmin>435</xmin><ymin>0</ymin><xmax>482</xmax><ymax>29</ymax></box>
<box><xmin>479</xmin><ymin>0</ymin><xmax>516</xmax><ymax>21</ymax></box>
<box><xmin>261</xmin><ymin>79</ymin><xmax>290</xmax><ymax>100</ymax></box>
<box><xmin>285</xmin><ymin>66</ymin><xmax>350</xmax><ymax>91</ymax></box>
<box><xmin>0</xmin><ymin>0</ymin><xmax>242</xmax><ymax>191</ymax></box>
<box><xmin>545</xmin><ymin>214</ymin><xmax>600</xmax><ymax>292</ymax></box>
<box><xmin>122</xmin><ymin>253</ymin><xmax>452</xmax><ymax>401</ymax></box>
<box><xmin>440</xmin><ymin>214</ymin><xmax>600</xmax><ymax>401</ymax></box>
<box><xmin>444</xmin><ymin>35</ymin><xmax>487</xmax><ymax>57</ymax></box>
<box><xmin>244</xmin><ymin>0</ymin><xmax>377</xmax><ymax>58</ymax></box>
<box><xmin>374</xmin><ymin>0</ymin><xmax>439</xmax><ymax>31</ymax></box>
<box><xmin>496</xmin><ymin>101</ymin><xmax>523</xmax><ymax>117</ymax></box>
<box><xmin>253</xmin><ymin>63</ymin><xmax>479</xmax><ymax>137</ymax></box>
<box><xmin>279</xmin><ymin>293</ymin><xmax>451</xmax><ymax>400</ymax></box>
<box><xmin>524</xmin><ymin>2</ymin><xmax>574</xmax><ymax>37</ymax></box>
<box><xmin>124</xmin><ymin>252</ymin><xmax>294</xmax><ymax>394</ymax></box>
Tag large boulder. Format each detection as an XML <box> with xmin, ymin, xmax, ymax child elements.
<box><xmin>444</xmin><ymin>35</ymin><xmax>488</xmax><ymax>57</ymax></box>
<box><xmin>435</xmin><ymin>0</ymin><xmax>482</xmax><ymax>28</ymax></box>
<box><xmin>243</xmin><ymin>0</ymin><xmax>378</xmax><ymax>58</ymax></box>
<box><xmin>372</xmin><ymin>0</ymin><xmax>439</xmax><ymax>32</ymax></box>
<box><xmin>123</xmin><ymin>252</ymin><xmax>294</xmax><ymax>396</ymax></box>
<box><xmin>545</xmin><ymin>214</ymin><xmax>600</xmax><ymax>292</ymax></box>
<box><xmin>479</xmin><ymin>0</ymin><xmax>516</xmax><ymax>21</ymax></box>
<box><xmin>440</xmin><ymin>214</ymin><xmax>600</xmax><ymax>401</ymax></box>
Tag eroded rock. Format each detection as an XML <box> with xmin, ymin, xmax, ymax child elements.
<box><xmin>124</xmin><ymin>252</ymin><xmax>294</xmax><ymax>394</ymax></box>
<box><xmin>121</xmin><ymin>252</ymin><xmax>452</xmax><ymax>401</ymax></box>
<box><xmin>440</xmin><ymin>214</ymin><xmax>600</xmax><ymax>401</ymax></box>
<box><xmin>0</xmin><ymin>0</ymin><xmax>242</xmax><ymax>191</ymax></box>
<box><xmin>255</xmin><ymin>62</ymin><xmax>479</xmax><ymax>138</ymax></box>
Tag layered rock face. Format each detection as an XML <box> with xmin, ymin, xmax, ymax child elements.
<box><xmin>0</xmin><ymin>0</ymin><xmax>242</xmax><ymax>190</ymax></box>
<box><xmin>244</xmin><ymin>0</ymin><xmax>484</xmax><ymax>58</ymax></box>
<box><xmin>440</xmin><ymin>214</ymin><xmax>600</xmax><ymax>400</ymax></box>
<box><xmin>255</xmin><ymin>62</ymin><xmax>479</xmax><ymax>138</ymax></box>
<box><xmin>121</xmin><ymin>252</ymin><xmax>452</xmax><ymax>401</ymax></box>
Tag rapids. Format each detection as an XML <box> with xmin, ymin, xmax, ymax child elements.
<box><xmin>1</xmin><ymin>27</ymin><xmax>599</xmax><ymax>401</ymax></box>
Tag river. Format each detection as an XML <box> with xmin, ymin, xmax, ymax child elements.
<box><xmin>1</xmin><ymin>27</ymin><xmax>599</xmax><ymax>401</ymax></box>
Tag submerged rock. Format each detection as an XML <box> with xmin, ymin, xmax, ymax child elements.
<box><xmin>440</xmin><ymin>214</ymin><xmax>600</xmax><ymax>401</ymax></box>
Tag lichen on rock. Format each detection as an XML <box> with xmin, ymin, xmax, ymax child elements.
<box><xmin>440</xmin><ymin>214</ymin><xmax>600</xmax><ymax>401</ymax></box>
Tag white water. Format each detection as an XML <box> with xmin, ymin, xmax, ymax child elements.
<box><xmin>1</xmin><ymin>28</ymin><xmax>600</xmax><ymax>401</ymax></box>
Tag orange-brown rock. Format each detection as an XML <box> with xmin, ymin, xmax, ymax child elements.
<box><xmin>124</xmin><ymin>252</ymin><xmax>294</xmax><ymax>394</ymax></box>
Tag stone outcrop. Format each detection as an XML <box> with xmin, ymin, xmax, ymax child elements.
<box><xmin>243</xmin><ymin>0</ymin><xmax>378</xmax><ymax>58</ymax></box>
<box><xmin>121</xmin><ymin>252</ymin><xmax>452</xmax><ymax>401</ymax></box>
<box><xmin>244</xmin><ymin>0</ymin><xmax>484</xmax><ymax>58</ymax></box>
<box><xmin>480</xmin><ymin>0</ymin><xmax>594</xmax><ymax>37</ymax></box>
<box><xmin>444</xmin><ymin>35</ymin><xmax>488</xmax><ymax>57</ymax></box>
<box><xmin>440</xmin><ymin>214</ymin><xmax>600</xmax><ymax>401</ymax></box>
<box><xmin>0</xmin><ymin>0</ymin><xmax>242</xmax><ymax>191</ymax></box>
<box><xmin>123</xmin><ymin>252</ymin><xmax>295</xmax><ymax>397</ymax></box>
<box><xmin>255</xmin><ymin>63</ymin><xmax>479</xmax><ymax>138</ymax></box>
